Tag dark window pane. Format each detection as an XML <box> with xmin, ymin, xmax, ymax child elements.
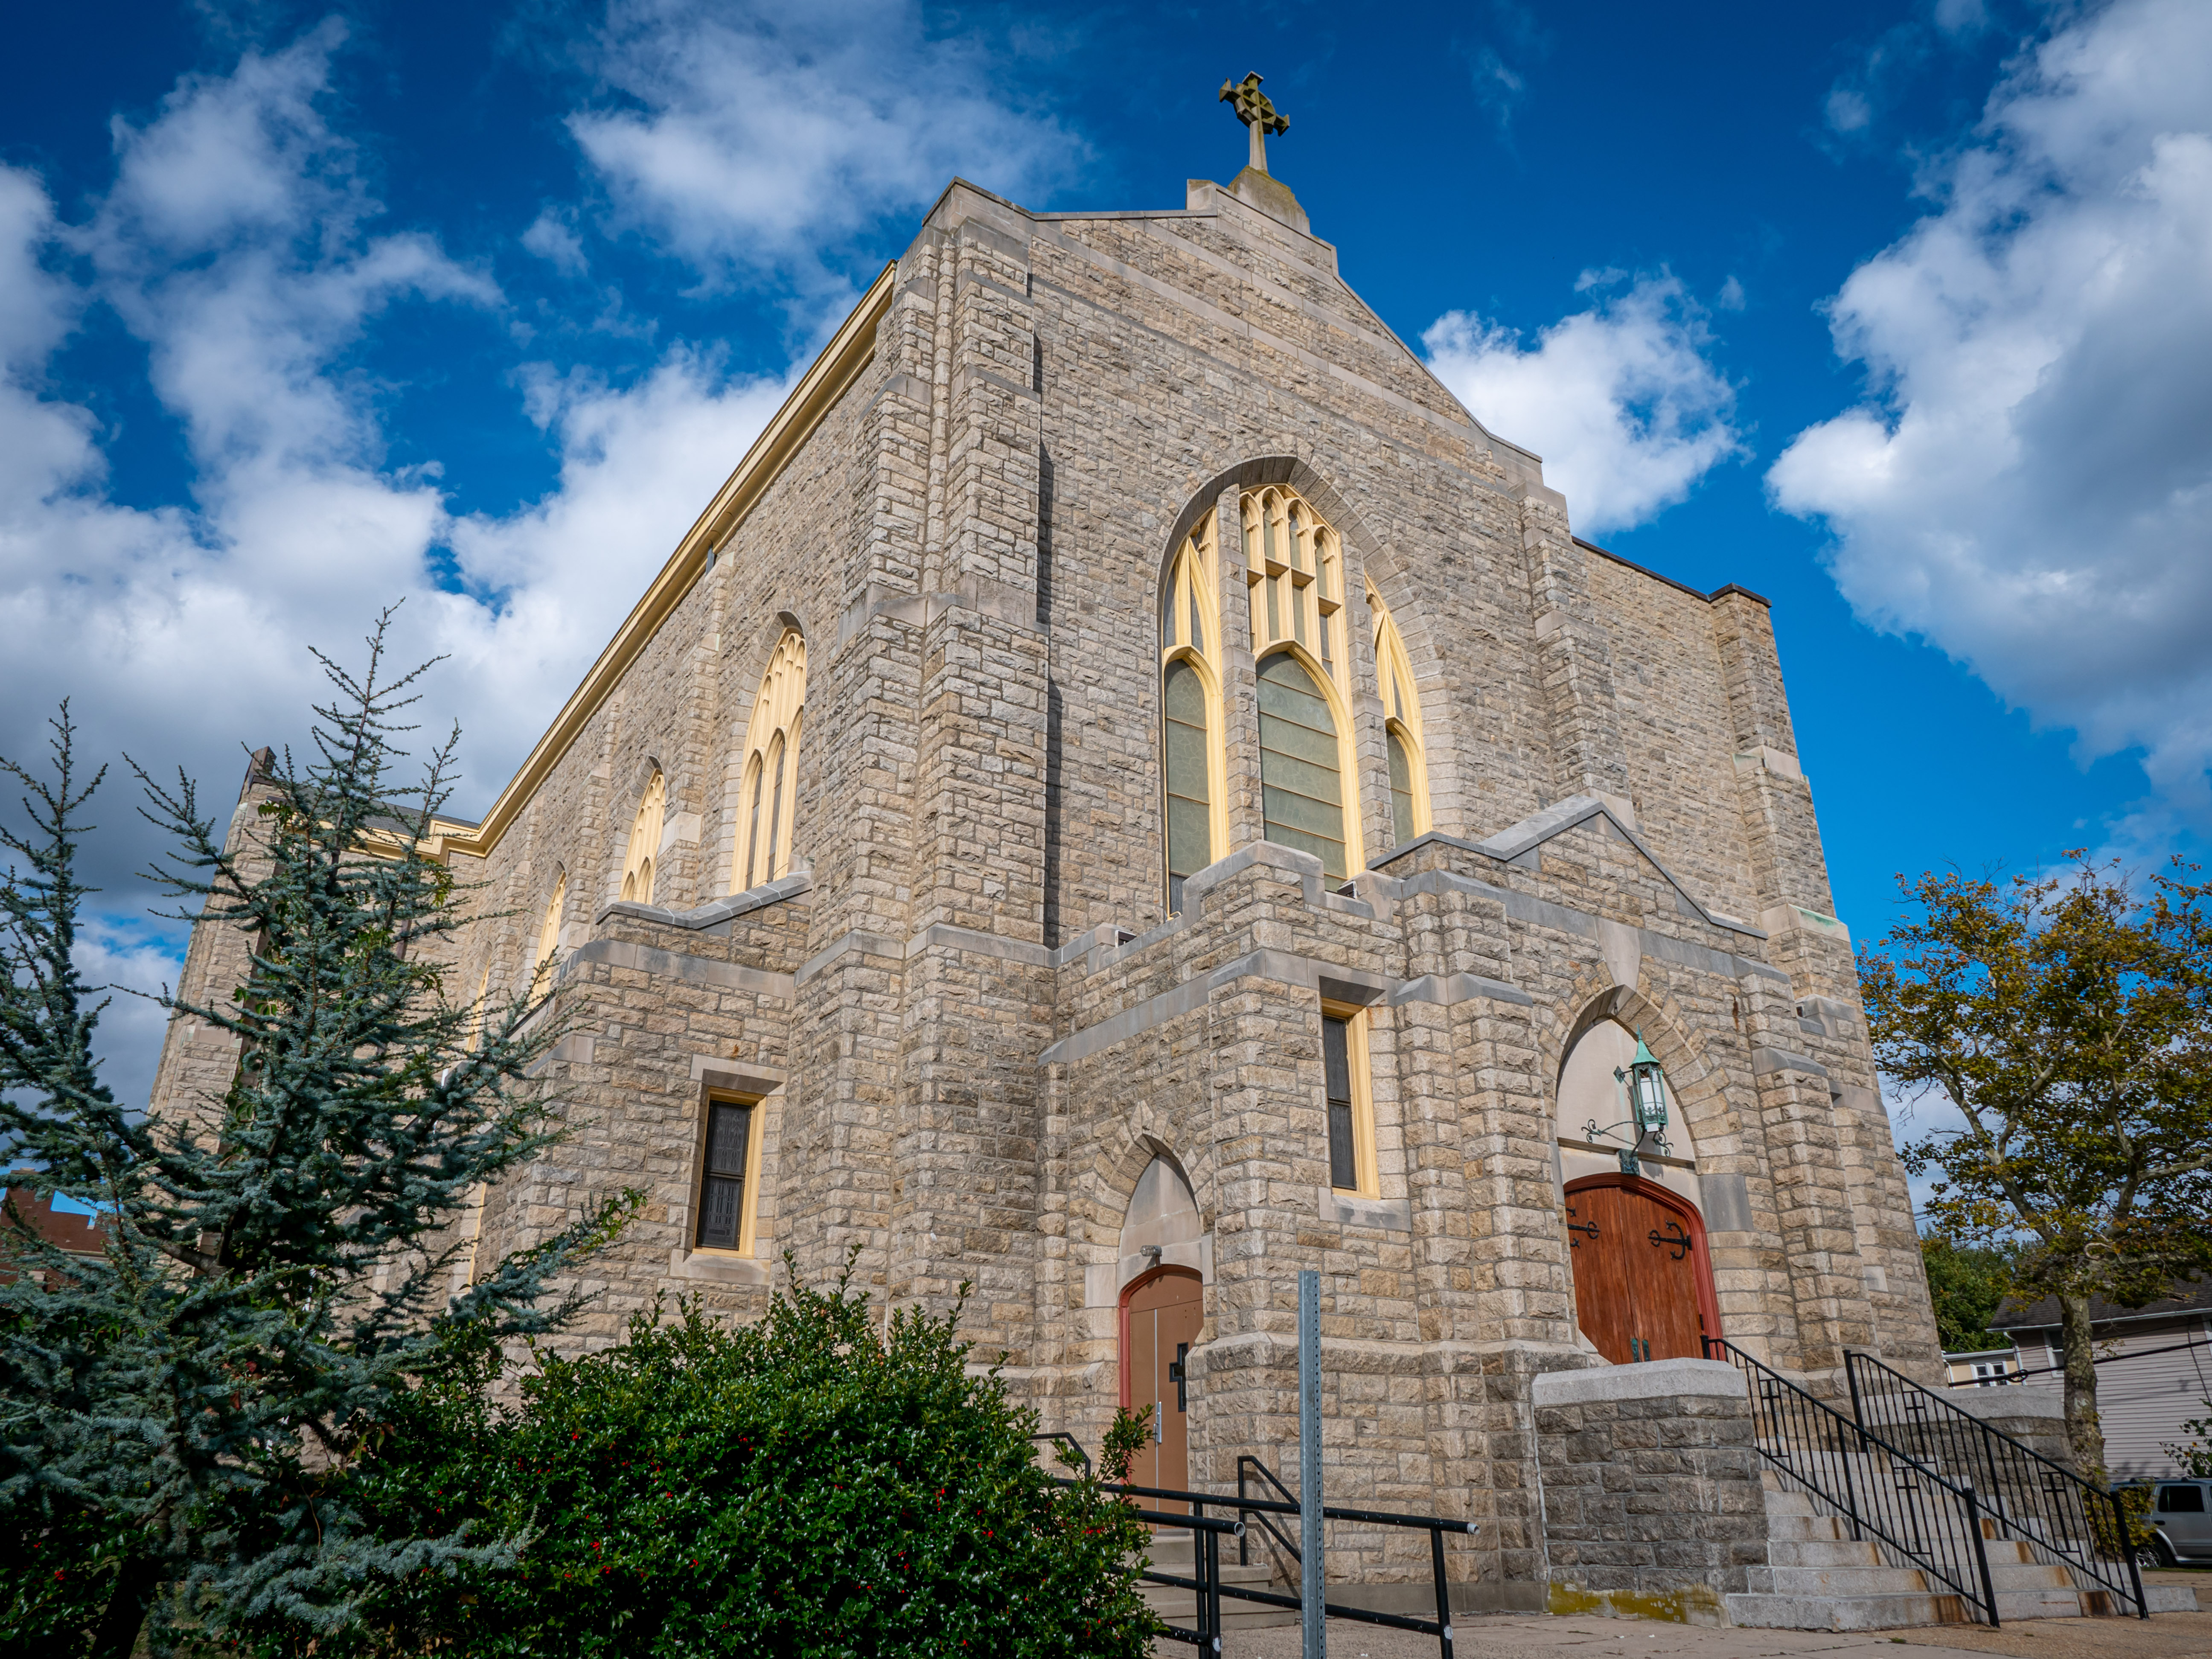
<box><xmin>1324</xmin><ymin>1016</ymin><xmax>1356</xmax><ymax>1190</ymax></box>
<box><xmin>2163</xmin><ymin>1486</ymin><xmax>2206</xmax><ymax>1512</ymax></box>
<box><xmin>1323</xmin><ymin>1016</ymin><xmax>1351</xmax><ymax>1102</ymax></box>
<box><xmin>1328</xmin><ymin>1102</ymin><xmax>1356</xmax><ymax>1190</ymax></box>
<box><xmin>697</xmin><ymin>1175</ymin><xmax>743</xmax><ymax>1250</ymax></box>
<box><xmin>706</xmin><ymin>1102</ymin><xmax>751</xmax><ymax>1177</ymax></box>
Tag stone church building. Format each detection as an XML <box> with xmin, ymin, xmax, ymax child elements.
<box><xmin>153</xmin><ymin>110</ymin><xmax>1944</xmax><ymax>1618</ymax></box>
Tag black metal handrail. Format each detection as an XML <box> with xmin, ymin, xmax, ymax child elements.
<box><xmin>1045</xmin><ymin>1460</ymin><xmax>1476</xmax><ymax>1657</ymax></box>
<box><xmin>1706</xmin><ymin>1336</ymin><xmax>2001</xmax><ymax>1626</ymax></box>
<box><xmin>1237</xmin><ymin>1454</ymin><xmax>1303</xmax><ymax>1568</ymax></box>
<box><xmin>1029</xmin><ymin>1430</ymin><xmax>1091</xmax><ymax>1475</ymax></box>
<box><xmin>1844</xmin><ymin>1349</ymin><xmax>2148</xmax><ymax>1619</ymax></box>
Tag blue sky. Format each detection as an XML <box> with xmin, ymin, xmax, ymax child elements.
<box><xmin>3</xmin><ymin>0</ymin><xmax>2209</xmax><ymax>1167</ymax></box>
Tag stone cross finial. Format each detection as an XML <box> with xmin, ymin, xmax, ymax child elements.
<box><xmin>1219</xmin><ymin>72</ymin><xmax>1289</xmax><ymax>175</ymax></box>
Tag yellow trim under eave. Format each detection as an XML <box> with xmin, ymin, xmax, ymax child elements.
<box><xmin>428</xmin><ymin>262</ymin><xmax>900</xmax><ymax>863</ymax></box>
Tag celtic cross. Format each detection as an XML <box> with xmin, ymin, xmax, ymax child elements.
<box><xmin>1219</xmin><ymin>72</ymin><xmax>1289</xmax><ymax>175</ymax></box>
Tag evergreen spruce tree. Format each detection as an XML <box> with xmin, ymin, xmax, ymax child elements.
<box><xmin>0</xmin><ymin>617</ymin><xmax>636</xmax><ymax>1656</ymax></box>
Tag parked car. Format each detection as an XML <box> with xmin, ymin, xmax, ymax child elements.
<box><xmin>2140</xmin><ymin>1479</ymin><xmax>2212</xmax><ymax>1567</ymax></box>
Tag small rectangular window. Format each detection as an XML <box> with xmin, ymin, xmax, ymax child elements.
<box><xmin>696</xmin><ymin>1099</ymin><xmax>754</xmax><ymax>1251</ymax></box>
<box><xmin>1323</xmin><ymin>1016</ymin><xmax>1356</xmax><ymax>1190</ymax></box>
<box><xmin>2161</xmin><ymin>1485</ymin><xmax>2206</xmax><ymax>1513</ymax></box>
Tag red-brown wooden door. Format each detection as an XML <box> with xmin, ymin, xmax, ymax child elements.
<box><xmin>1563</xmin><ymin>1177</ymin><xmax>1717</xmax><ymax>1364</ymax></box>
<box><xmin>1123</xmin><ymin>1269</ymin><xmax>1203</xmax><ymax>1506</ymax></box>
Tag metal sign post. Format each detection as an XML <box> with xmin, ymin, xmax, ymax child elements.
<box><xmin>1300</xmin><ymin>1268</ymin><xmax>1325</xmax><ymax>1659</ymax></box>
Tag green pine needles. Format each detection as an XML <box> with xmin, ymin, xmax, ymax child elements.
<box><xmin>0</xmin><ymin>617</ymin><xmax>637</xmax><ymax>1655</ymax></box>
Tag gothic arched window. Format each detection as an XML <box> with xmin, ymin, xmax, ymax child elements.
<box><xmin>620</xmin><ymin>772</ymin><xmax>665</xmax><ymax>905</ymax></box>
<box><xmin>739</xmin><ymin>630</ymin><xmax>806</xmax><ymax>889</ymax></box>
<box><xmin>1161</xmin><ymin>518</ymin><xmax>1223</xmax><ymax>913</ymax></box>
<box><xmin>1369</xmin><ymin>587</ymin><xmax>1429</xmax><ymax>849</ymax></box>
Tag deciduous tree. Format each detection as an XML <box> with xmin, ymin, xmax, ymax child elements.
<box><xmin>1862</xmin><ymin>854</ymin><xmax>2212</xmax><ymax>1475</ymax></box>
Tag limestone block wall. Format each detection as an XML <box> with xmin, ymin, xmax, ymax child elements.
<box><xmin>1533</xmin><ymin>1359</ymin><xmax>1769</xmax><ymax>1624</ymax></box>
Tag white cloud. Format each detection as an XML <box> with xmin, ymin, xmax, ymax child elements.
<box><xmin>1423</xmin><ymin>271</ymin><xmax>1744</xmax><ymax>535</ymax></box>
<box><xmin>1770</xmin><ymin>0</ymin><xmax>2212</xmax><ymax>835</ymax></box>
<box><xmin>567</xmin><ymin>0</ymin><xmax>1081</xmax><ymax>288</ymax></box>
<box><xmin>0</xmin><ymin>26</ymin><xmax>802</xmax><ymax>1107</ymax></box>
<box><xmin>522</xmin><ymin>208</ymin><xmax>588</xmax><ymax>276</ymax></box>
<box><xmin>1826</xmin><ymin>86</ymin><xmax>1874</xmax><ymax>135</ymax></box>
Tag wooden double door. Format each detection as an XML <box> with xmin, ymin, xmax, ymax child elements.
<box><xmin>1563</xmin><ymin>1176</ymin><xmax>1719</xmax><ymax>1365</ymax></box>
<box><xmin>1123</xmin><ymin>1269</ymin><xmax>1203</xmax><ymax>1503</ymax></box>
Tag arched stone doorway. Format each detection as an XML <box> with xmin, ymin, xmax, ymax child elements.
<box><xmin>1554</xmin><ymin>1014</ymin><xmax>1723</xmax><ymax>1364</ymax></box>
<box><xmin>1564</xmin><ymin>1173</ymin><xmax>1722</xmax><ymax>1363</ymax></box>
<box><xmin>1110</xmin><ymin>1153</ymin><xmax>1208</xmax><ymax>1501</ymax></box>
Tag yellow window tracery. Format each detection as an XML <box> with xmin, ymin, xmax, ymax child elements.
<box><xmin>1368</xmin><ymin>587</ymin><xmax>1430</xmax><ymax>848</ymax></box>
<box><xmin>739</xmin><ymin>630</ymin><xmax>806</xmax><ymax>890</ymax></box>
<box><xmin>620</xmin><ymin>772</ymin><xmax>666</xmax><ymax>905</ymax></box>
<box><xmin>1161</xmin><ymin>518</ymin><xmax>1226</xmax><ymax>913</ymax></box>
<box><xmin>1241</xmin><ymin>486</ymin><xmax>1346</xmax><ymax>693</ymax></box>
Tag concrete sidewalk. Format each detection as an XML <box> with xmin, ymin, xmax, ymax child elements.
<box><xmin>1209</xmin><ymin>1609</ymin><xmax>2212</xmax><ymax>1659</ymax></box>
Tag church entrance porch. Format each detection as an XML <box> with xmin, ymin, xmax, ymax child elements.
<box><xmin>1564</xmin><ymin>1174</ymin><xmax>1721</xmax><ymax>1365</ymax></box>
<box><xmin>1122</xmin><ymin>1266</ymin><xmax>1202</xmax><ymax>1506</ymax></box>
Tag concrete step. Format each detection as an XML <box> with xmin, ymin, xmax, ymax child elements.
<box><xmin>2145</xmin><ymin>1584</ymin><xmax>2201</xmax><ymax>1612</ymax></box>
<box><xmin>1747</xmin><ymin>1566</ymin><xmax>1936</xmax><ymax>1597</ymax></box>
<box><xmin>1994</xmin><ymin>1586</ymin><xmax>2093</xmax><ymax>1621</ymax></box>
<box><xmin>1725</xmin><ymin>1591</ymin><xmax>1968</xmax><ymax>1630</ymax></box>
<box><xmin>1764</xmin><ymin>1538</ymin><xmax>1894</xmax><ymax>1568</ymax></box>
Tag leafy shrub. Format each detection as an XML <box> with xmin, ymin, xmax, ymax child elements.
<box><xmin>228</xmin><ymin>1259</ymin><xmax>1155</xmax><ymax>1657</ymax></box>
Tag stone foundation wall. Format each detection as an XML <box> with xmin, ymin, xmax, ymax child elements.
<box><xmin>1533</xmin><ymin>1359</ymin><xmax>1769</xmax><ymax>1625</ymax></box>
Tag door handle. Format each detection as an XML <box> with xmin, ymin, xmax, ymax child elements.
<box><xmin>1169</xmin><ymin>1342</ymin><xmax>1189</xmax><ymax>1412</ymax></box>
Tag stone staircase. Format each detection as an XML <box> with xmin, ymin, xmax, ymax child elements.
<box><xmin>1727</xmin><ymin>1479</ymin><xmax>1970</xmax><ymax>1630</ymax></box>
<box><xmin>1728</xmin><ymin>1467</ymin><xmax>2198</xmax><ymax>1630</ymax></box>
<box><xmin>1138</xmin><ymin>1528</ymin><xmax>1295</xmax><ymax>1631</ymax></box>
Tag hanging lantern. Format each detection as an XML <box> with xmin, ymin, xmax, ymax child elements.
<box><xmin>1615</xmin><ymin>1032</ymin><xmax>1669</xmax><ymax>1137</ymax></box>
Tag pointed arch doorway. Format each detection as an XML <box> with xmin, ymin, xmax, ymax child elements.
<box><xmin>1564</xmin><ymin>1173</ymin><xmax>1722</xmax><ymax>1364</ymax></box>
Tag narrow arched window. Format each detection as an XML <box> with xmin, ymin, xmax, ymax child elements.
<box><xmin>1160</xmin><ymin>518</ymin><xmax>1223</xmax><ymax>913</ymax></box>
<box><xmin>620</xmin><ymin>772</ymin><xmax>665</xmax><ymax>905</ymax></box>
<box><xmin>534</xmin><ymin>873</ymin><xmax>566</xmax><ymax>978</ymax></box>
<box><xmin>737</xmin><ymin>631</ymin><xmax>806</xmax><ymax>889</ymax></box>
<box><xmin>1387</xmin><ymin>731</ymin><xmax>1416</xmax><ymax>847</ymax></box>
<box><xmin>1370</xmin><ymin>586</ymin><xmax>1429</xmax><ymax>849</ymax></box>
<box><xmin>742</xmin><ymin>757</ymin><xmax>765</xmax><ymax>888</ymax></box>
<box><xmin>763</xmin><ymin>733</ymin><xmax>787</xmax><ymax>880</ymax></box>
<box><xmin>1258</xmin><ymin>652</ymin><xmax>1345</xmax><ymax>880</ymax></box>
<box><xmin>1164</xmin><ymin>661</ymin><xmax>1211</xmax><ymax>914</ymax></box>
